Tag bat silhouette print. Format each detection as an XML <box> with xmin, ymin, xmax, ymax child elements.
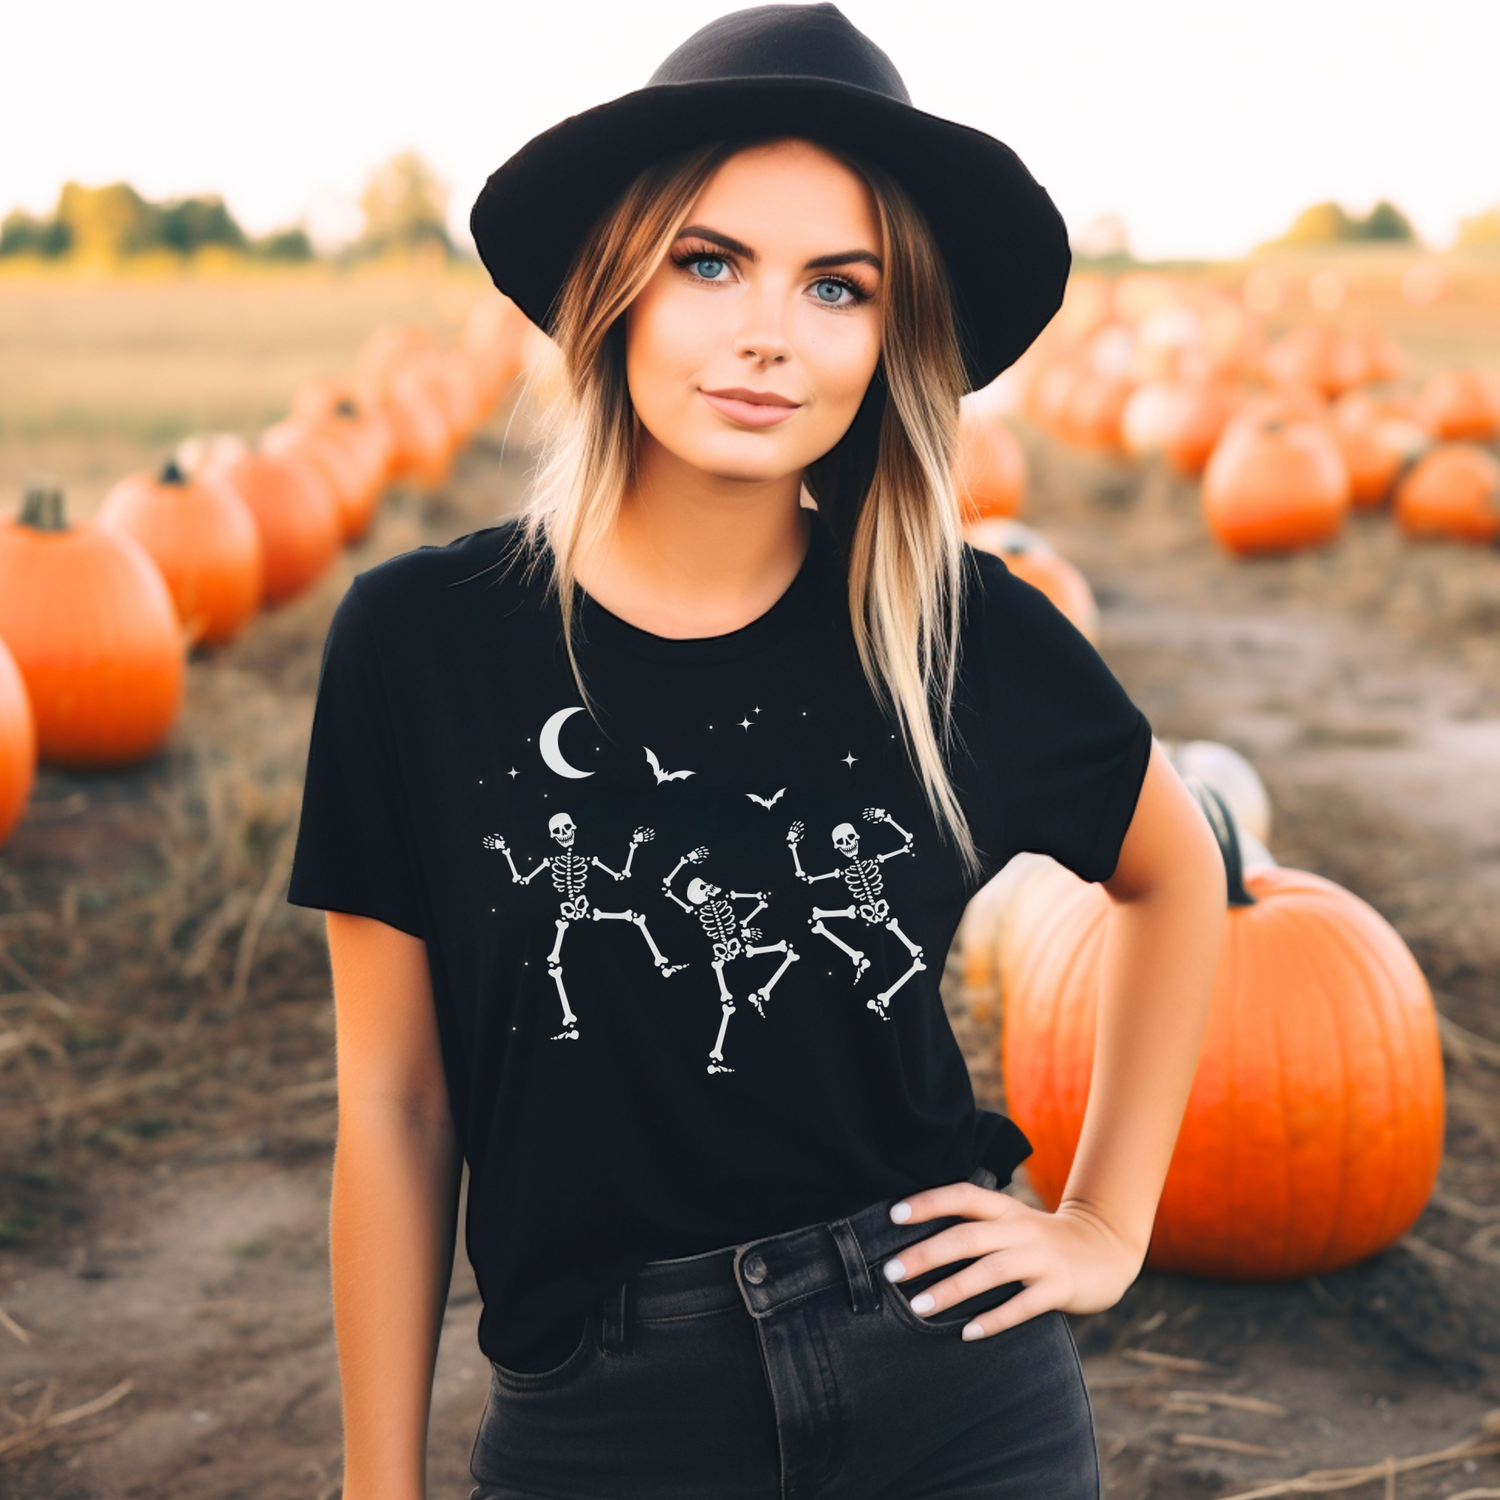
<box><xmin>645</xmin><ymin>747</ymin><xmax>694</xmax><ymax>784</ymax></box>
<box><xmin>786</xmin><ymin>807</ymin><xmax>924</xmax><ymax>1020</ymax></box>
<box><xmin>746</xmin><ymin>787</ymin><xmax>786</xmax><ymax>809</ymax></box>
<box><xmin>484</xmin><ymin>813</ymin><xmax>685</xmax><ymax>1041</ymax></box>
<box><xmin>663</xmin><ymin>846</ymin><xmax>799</xmax><ymax>1075</ymax></box>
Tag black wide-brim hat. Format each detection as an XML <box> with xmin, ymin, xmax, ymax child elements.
<box><xmin>470</xmin><ymin>2</ymin><xmax>1071</xmax><ymax>392</ymax></box>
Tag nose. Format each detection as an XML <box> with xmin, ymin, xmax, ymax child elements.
<box><xmin>731</xmin><ymin>283</ymin><xmax>791</xmax><ymax>367</ymax></box>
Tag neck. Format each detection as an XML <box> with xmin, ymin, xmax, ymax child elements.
<box><xmin>575</xmin><ymin>433</ymin><xmax>811</xmax><ymax>639</ymax></box>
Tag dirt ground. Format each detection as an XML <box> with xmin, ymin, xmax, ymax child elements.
<box><xmin>1</xmin><ymin>274</ymin><xmax>1498</xmax><ymax>1499</ymax></box>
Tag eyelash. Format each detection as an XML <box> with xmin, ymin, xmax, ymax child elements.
<box><xmin>669</xmin><ymin>245</ymin><xmax>872</xmax><ymax>306</ymax></box>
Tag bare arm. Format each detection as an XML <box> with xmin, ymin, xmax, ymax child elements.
<box><xmin>326</xmin><ymin>911</ymin><xmax>462</xmax><ymax>1500</ymax></box>
<box><xmin>881</xmin><ymin>741</ymin><xmax>1225</xmax><ymax>1334</ymax></box>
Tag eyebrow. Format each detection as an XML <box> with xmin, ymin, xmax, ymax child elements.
<box><xmin>675</xmin><ymin>224</ymin><xmax>884</xmax><ymax>274</ymax></box>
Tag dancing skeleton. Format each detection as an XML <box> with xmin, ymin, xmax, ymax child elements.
<box><xmin>787</xmin><ymin>807</ymin><xmax>925</xmax><ymax>1019</ymax></box>
<box><xmin>484</xmin><ymin>813</ymin><xmax>684</xmax><ymax>1041</ymax></box>
<box><xmin>662</xmin><ymin>847</ymin><xmax>799</xmax><ymax>1075</ymax></box>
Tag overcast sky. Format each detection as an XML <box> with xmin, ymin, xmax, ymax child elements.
<box><xmin>4</xmin><ymin>0</ymin><xmax>1494</xmax><ymax>261</ymax></box>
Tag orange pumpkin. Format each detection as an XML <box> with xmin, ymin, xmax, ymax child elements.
<box><xmin>1393</xmin><ymin>444</ymin><xmax>1500</xmax><ymax>544</ymax></box>
<box><xmin>292</xmin><ymin>381</ymin><xmax>396</xmax><ymax>486</ymax></box>
<box><xmin>1001</xmin><ymin>786</ymin><xmax>1444</xmax><ymax>1280</ymax></box>
<box><xmin>1261</xmin><ymin>324</ymin><xmax>1345</xmax><ymax>397</ymax></box>
<box><xmin>379</xmin><ymin>371</ymin><xmax>454</xmax><ymax>491</ymax></box>
<box><xmin>1202</xmin><ymin>405</ymin><xmax>1350</xmax><ymax>554</ymax></box>
<box><xmin>0</xmin><ymin>483</ymin><xmax>184</xmax><ymax>766</ymax></box>
<box><xmin>1415</xmin><ymin>370</ymin><xmax>1500</xmax><ymax>443</ymax></box>
<box><xmin>964</xmin><ymin>519</ymin><xmax>1099</xmax><ymax>642</ymax></box>
<box><xmin>1328</xmin><ymin>392</ymin><xmax>1406</xmax><ymax>510</ymax></box>
<box><xmin>97</xmin><ymin>459</ymin><xmax>262</xmax><ymax>646</ymax></box>
<box><xmin>463</xmin><ymin>291</ymin><xmax>529</xmax><ymax>410</ymax></box>
<box><xmin>954</xmin><ymin>415</ymin><xmax>1027</xmax><ymax>520</ymax></box>
<box><xmin>262</xmin><ymin>418</ymin><xmax>380</xmax><ymax>544</ymax></box>
<box><xmin>203</xmin><ymin>446</ymin><xmax>343</xmax><ymax>605</ymax></box>
<box><xmin>1122</xmin><ymin>380</ymin><xmax>1241</xmax><ymax>476</ymax></box>
<box><xmin>0</xmin><ymin>636</ymin><xmax>36</xmax><ymax>848</ymax></box>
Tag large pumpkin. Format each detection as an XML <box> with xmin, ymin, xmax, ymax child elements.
<box><xmin>954</xmin><ymin>414</ymin><xmax>1027</xmax><ymax>521</ymax></box>
<box><xmin>1415</xmin><ymin>370</ymin><xmax>1500</xmax><ymax>443</ymax></box>
<box><xmin>1393</xmin><ymin>444</ymin><xmax>1500</xmax><ymax>544</ymax></box>
<box><xmin>0</xmin><ymin>636</ymin><xmax>36</xmax><ymax>848</ymax></box>
<box><xmin>1001</xmin><ymin>786</ymin><xmax>1444</xmax><ymax>1280</ymax></box>
<box><xmin>0</xmin><ymin>484</ymin><xmax>185</xmax><ymax>766</ymax></box>
<box><xmin>97</xmin><ymin>459</ymin><xmax>263</xmax><ymax>646</ymax></box>
<box><xmin>1121</xmin><ymin>380</ymin><xmax>1241</xmax><ymax>476</ymax></box>
<box><xmin>964</xmin><ymin>519</ymin><xmax>1098</xmax><ymax>643</ymax></box>
<box><xmin>262</xmin><ymin>418</ymin><xmax>381</xmax><ymax>544</ymax></box>
<box><xmin>292</xmin><ymin>381</ymin><xmax>396</xmax><ymax>486</ymax></box>
<box><xmin>1202</xmin><ymin>405</ymin><xmax>1350</xmax><ymax>554</ymax></box>
<box><xmin>200</xmin><ymin>444</ymin><xmax>343</xmax><ymax>605</ymax></box>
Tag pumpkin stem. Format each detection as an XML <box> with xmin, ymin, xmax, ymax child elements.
<box><xmin>1187</xmin><ymin>779</ymin><xmax>1257</xmax><ymax>908</ymax></box>
<box><xmin>334</xmin><ymin>398</ymin><xmax>359</xmax><ymax>418</ymax></box>
<box><xmin>159</xmin><ymin>458</ymin><xmax>188</xmax><ymax>486</ymax></box>
<box><xmin>20</xmin><ymin>478</ymin><xmax>68</xmax><ymax>531</ymax></box>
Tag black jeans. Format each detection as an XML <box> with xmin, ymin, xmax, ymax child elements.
<box><xmin>469</xmin><ymin>1168</ymin><xmax>1099</xmax><ymax>1499</ymax></box>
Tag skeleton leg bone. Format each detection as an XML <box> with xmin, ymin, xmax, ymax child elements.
<box><xmin>547</xmin><ymin>917</ymin><xmax>580</xmax><ymax>1040</ymax></box>
<box><xmin>809</xmin><ymin>910</ymin><xmax>870</xmax><ymax>980</ymax></box>
<box><xmin>592</xmin><ymin>908</ymin><xmax>688</xmax><ymax>975</ymax></box>
<box><xmin>867</xmin><ymin>928</ymin><xmax>926</xmax><ymax>1020</ymax></box>
<box><xmin>745</xmin><ymin>941</ymin><xmax>798</xmax><ymax>1016</ymax></box>
<box><xmin>886</xmin><ymin>918</ymin><xmax>922</xmax><ymax>957</ymax></box>
<box><xmin>708</xmin><ymin>962</ymin><xmax>736</xmax><ymax>1074</ymax></box>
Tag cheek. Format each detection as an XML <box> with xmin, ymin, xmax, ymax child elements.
<box><xmin>626</xmin><ymin>284</ymin><xmax>724</xmax><ymax>410</ymax></box>
<box><xmin>799</xmin><ymin>312</ymin><xmax>883</xmax><ymax>414</ymax></box>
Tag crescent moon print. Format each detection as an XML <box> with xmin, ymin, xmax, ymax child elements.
<box><xmin>538</xmin><ymin>707</ymin><xmax>594</xmax><ymax>779</ymax></box>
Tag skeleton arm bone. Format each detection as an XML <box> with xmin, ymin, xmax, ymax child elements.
<box><xmin>593</xmin><ymin>826</ymin><xmax>656</xmax><ymax>881</ymax></box>
<box><xmin>483</xmin><ymin>835</ymin><xmax>548</xmax><ymax>885</ymax></box>
<box><xmin>787</xmin><ymin>824</ymin><xmax>840</xmax><ymax>883</ymax></box>
<box><xmin>867</xmin><ymin>809</ymin><xmax>915</xmax><ymax>862</ymax></box>
<box><xmin>729</xmin><ymin>892</ymin><xmax>767</xmax><ymax>930</ymax></box>
<box><xmin>661</xmin><ymin>847</ymin><xmax>709</xmax><ymax>911</ymax></box>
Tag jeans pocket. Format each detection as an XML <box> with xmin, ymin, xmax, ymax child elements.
<box><xmin>883</xmin><ymin>1256</ymin><xmax>1024</xmax><ymax>1337</ymax></box>
<box><xmin>484</xmin><ymin>1308</ymin><xmax>599</xmax><ymax>1393</ymax></box>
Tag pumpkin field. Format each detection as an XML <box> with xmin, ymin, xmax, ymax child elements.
<box><xmin>1</xmin><ymin>252</ymin><xmax>1499</xmax><ymax>1499</ymax></box>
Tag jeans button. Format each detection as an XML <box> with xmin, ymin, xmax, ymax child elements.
<box><xmin>742</xmin><ymin>1252</ymin><xmax>768</xmax><ymax>1285</ymax></box>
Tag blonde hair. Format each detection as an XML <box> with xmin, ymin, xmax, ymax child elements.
<box><xmin>513</xmin><ymin>138</ymin><xmax>979</xmax><ymax>880</ymax></box>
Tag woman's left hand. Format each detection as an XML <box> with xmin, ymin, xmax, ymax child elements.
<box><xmin>881</xmin><ymin>1180</ymin><xmax>1145</xmax><ymax>1340</ymax></box>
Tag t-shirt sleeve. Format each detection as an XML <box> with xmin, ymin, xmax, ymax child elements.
<box><xmin>970</xmin><ymin>553</ymin><xmax>1153</xmax><ymax>884</ymax></box>
<box><xmin>287</xmin><ymin>578</ymin><xmax>428</xmax><ymax>940</ymax></box>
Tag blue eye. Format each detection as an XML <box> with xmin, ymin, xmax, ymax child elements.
<box><xmin>691</xmin><ymin>256</ymin><xmax>727</xmax><ymax>280</ymax></box>
<box><xmin>813</xmin><ymin>278</ymin><xmax>852</xmax><ymax>305</ymax></box>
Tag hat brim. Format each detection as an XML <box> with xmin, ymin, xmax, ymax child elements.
<box><xmin>470</xmin><ymin>77</ymin><xmax>1070</xmax><ymax>391</ymax></box>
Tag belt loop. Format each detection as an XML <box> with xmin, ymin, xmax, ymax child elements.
<box><xmin>600</xmin><ymin>1279</ymin><xmax>629</xmax><ymax>1353</ymax></box>
<box><xmin>828</xmin><ymin>1217</ymin><xmax>880</xmax><ymax>1314</ymax></box>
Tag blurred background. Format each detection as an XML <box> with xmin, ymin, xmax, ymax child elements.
<box><xmin>1</xmin><ymin>3</ymin><xmax>1498</xmax><ymax>1497</ymax></box>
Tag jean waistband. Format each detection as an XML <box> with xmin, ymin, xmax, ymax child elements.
<box><xmin>610</xmin><ymin>1166</ymin><xmax>999</xmax><ymax>1332</ymax></box>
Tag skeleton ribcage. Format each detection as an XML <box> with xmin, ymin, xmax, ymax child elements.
<box><xmin>698</xmin><ymin>900</ymin><xmax>739</xmax><ymax>945</ymax></box>
<box><xmin>842</xmin><ymin>860</ymin><xmax>883</xmax><ymax>904</ymax></box>
<box><xmin>551</xmin><ymin>853</ymin><xmax>590</xmax><ymax>899</ymax></box>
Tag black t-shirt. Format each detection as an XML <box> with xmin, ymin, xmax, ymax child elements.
<box><xmin>287</xmin><ymin>512</ymin><xmax>1152</xmax><ymax>1372</ymax></box>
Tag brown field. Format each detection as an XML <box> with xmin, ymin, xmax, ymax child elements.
<box><xmin>1</xmin><ymin>266</ymin><xmax>1499</xmax><ymax>1499</ymax></box>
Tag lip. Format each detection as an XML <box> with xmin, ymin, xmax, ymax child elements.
<box><xmin>699</xmin><ymin>387</ymin><xmax>802</xmax><ymax>428</ymax></box>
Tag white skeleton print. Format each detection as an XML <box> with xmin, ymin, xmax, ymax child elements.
<box><xmin>662</xmin><ymin>847</ymin><xmax>800</xmax><ymax>1075</ymax></box>
<box><xmin>484</xmin><ymin>813</ymin><xmax>685</xmax><ymax>1041</ymax></box>
<box><xmin>786</xmin><ymin>807</ymin><xmax>925</xmax><ymax>1020</ymax></box>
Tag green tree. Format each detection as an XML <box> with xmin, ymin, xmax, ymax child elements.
<box><xmin>251</xmin><ymin>226</ymin><xmax>315</xmax><ymax>262</ymax></box>
<box><xmin>1359</xmin><ymin>199</ymin><xmax>1415</xmax><ymax>241</ymax></box>
<box><xmin>358</xmin><ymin>151</ymin><xmax>452</xmax><ymax>256</ymax></box>
<box><xmin>0</xmin><ymin>209</ymin><xmax>71</xmax><ymax>257</ymax></box>
<box><xmin>156</xmin><ymin>195</ymin><xmax>246</xmax><ymax>253</ymax></box>
<box><xmin>55</xmin><ymin>181</ymin><xmax>158</xmax><ymax>257</ymax></box>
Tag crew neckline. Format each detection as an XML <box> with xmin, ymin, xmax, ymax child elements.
<box><xmin>574</xmin><ymin>515</ymin><xmax>835</xmax><ymax>666</ymax></box>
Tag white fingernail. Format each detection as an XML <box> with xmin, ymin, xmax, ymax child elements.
<box><xmin>962</xmin><ymin>1322</ymin><xmax>986</xmax><ymax>1341</ymax></box>
<box><xmin>889</xmin><ymin>1201</ymin><xmax>911</xmax><ymax>1223</ymax></box>
<box><xmin>883</xmin><ymin>1257</ymin><xmax>905</xmax><ymax>1282</ymax></box>
<box><xmin>910</xmin><ymin>1292</ymin><xmax>935</xmax><ymax>1314</ymax></box>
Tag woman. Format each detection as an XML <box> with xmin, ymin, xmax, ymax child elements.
<box><xmin>287</xmin><ymin>6</ymin><xmax>1225</xmax><ymax>1498</ymax></box>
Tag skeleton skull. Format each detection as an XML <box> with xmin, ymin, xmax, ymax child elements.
<box><xmin>686</xmin><ymin>877</ymin><xmax>721</xmax><ymax>904</ymax></box>
<box><xmin>832</xmin><ymin>822</ymin><xmax>860</xmax><ymax>857</ymax></box>
<box><xmin>548</xmin><ymin>812</ymin><xmax>577</xmax><ymax>847</ymax></box>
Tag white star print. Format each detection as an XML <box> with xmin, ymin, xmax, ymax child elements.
<box><xmin>507</xmin><ymin>768</ymin><xmax>519</xmax><ymax>779</ymax></box>
<box><xmin>739</xmin><ymin>717</ymin><xmax>753</xmax><ymax>730</ymax></box>
<box><xmin>842</xmin><ymin>752</ymin><xmax>857</xmax><ymax>767</ymax></box>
